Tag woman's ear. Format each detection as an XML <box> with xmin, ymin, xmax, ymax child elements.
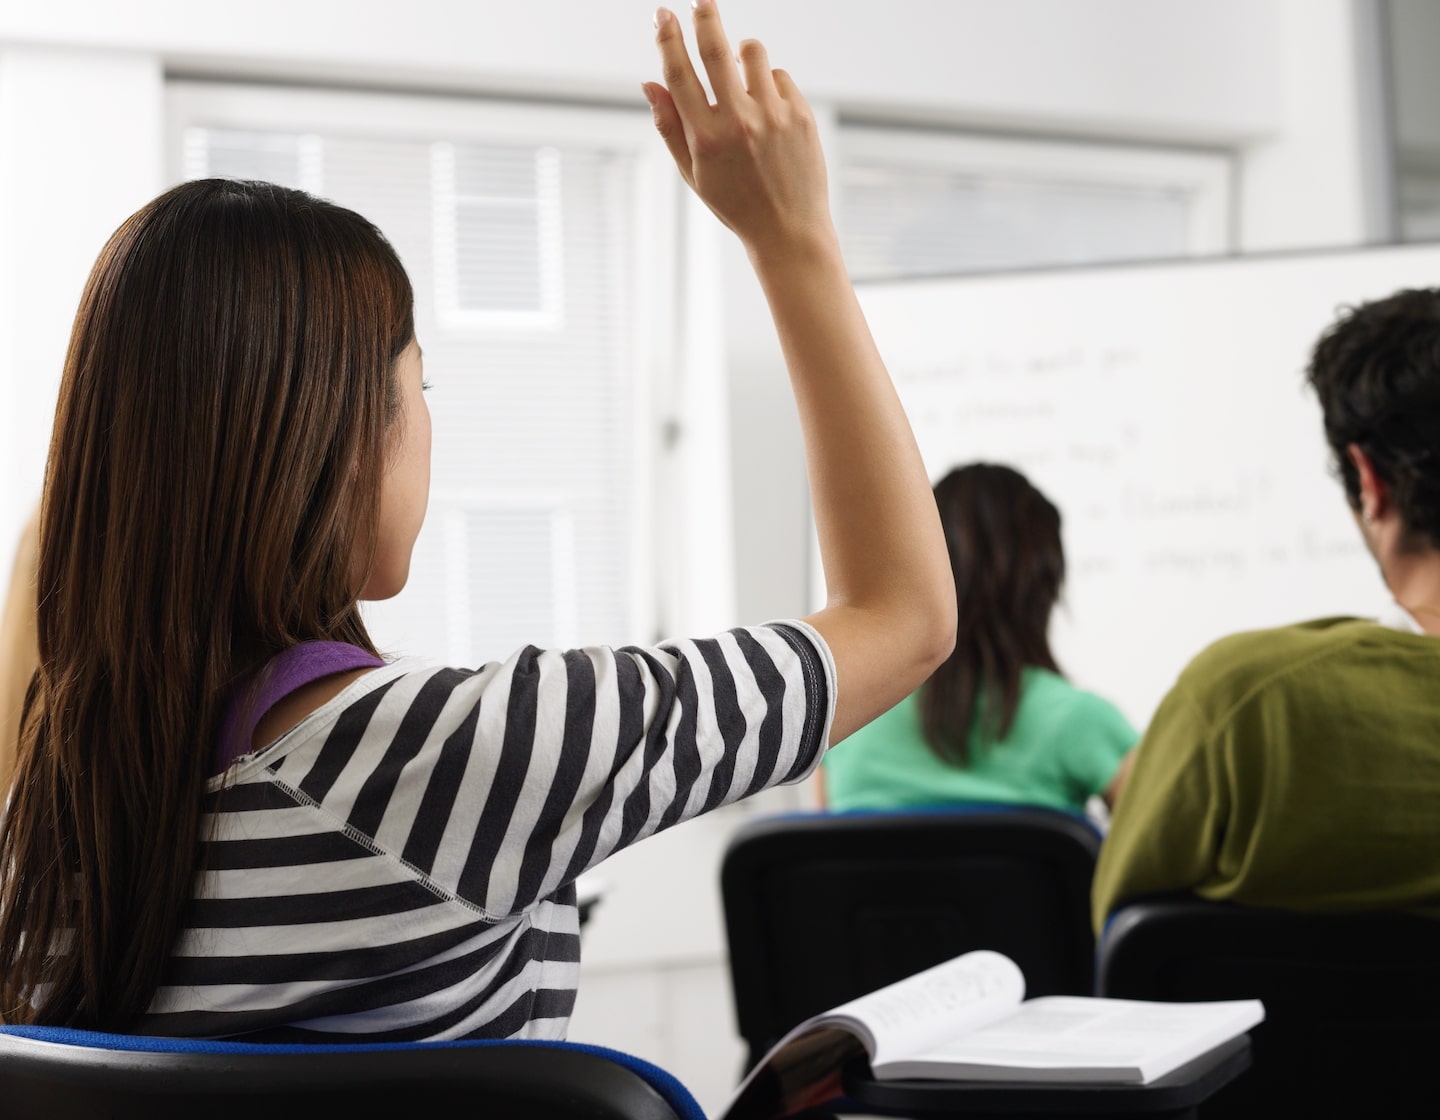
<box><xmin>1346</xmin><ymin>444</ymin><xmax>1390</xmax><ymax>524</ymax></box>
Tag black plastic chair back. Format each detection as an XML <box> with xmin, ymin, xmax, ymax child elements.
<box><xmin>0</xmin><ymin>1031</ymin><xmax>698</xmax><ymax>1120</ymax></box>
<box><xmin>722</xmin><ymin>806</ymin><xmax>1101</xmax><ymax>1073</ymax></box>
<box><xmin>1097</xmin><ymin>896</ymin><xmax>1440</xmax><ymax>1119</ymax></box>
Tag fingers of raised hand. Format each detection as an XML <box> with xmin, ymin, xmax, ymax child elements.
<box><xmin>771</xmin><ymin>67</ymin><xmax>808</xmax><ymax>108</ymax></box>
<box><xmin>691</xmin><ymin>0</ymin><xmax>744</xmax><ymax>104</ymax></box>
<box><xmin>642</xmin><ymin>82</ymin><xmax>694</xmax><ymax>185</ymax></box>
<box><xmin>736</xmin><ymin>40</ymin><xmax>775</xmax><ymax>101</ymax></box>
<box><xmin>654</xmin><ymin>8</ymin><xmax>708</xmax><ymax>120</ymax></box>
<box><xmin>649</xmin><ymin>0</ymin><xmax>828</xmax><ymax>249</ymax></box>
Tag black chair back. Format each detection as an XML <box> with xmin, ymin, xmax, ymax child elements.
<box><xmin>1096</xmin><ymin>896</ymin><xmax>1440</xmax><ymax>1119</ymax></box>
<box><xmin>721</xmin><ymin>806</ymin><xmax>1101</xmax><ymax>1072</ymax></box>
<box><xmin>0</xmin><ymin>1031</ymin><xmax>697</xmax><ymax>1120</ymax></box>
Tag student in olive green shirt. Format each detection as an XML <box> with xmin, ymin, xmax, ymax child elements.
<box><xmin>824</xmin><ymin>464</ymin><xmax>1137</xmax><ymax>814</ymax></box>
<box><xmin>1094</xmin><ymin>289</ymin><xmax>1440</xmax><ymax>932</ymax></box>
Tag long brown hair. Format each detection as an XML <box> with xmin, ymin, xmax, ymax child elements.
<box><xmin>0</xmin><ymin>179</ymin><xmax>414</xmax><ymax>1029</ymax></box>
<box><xmin>919</xmin><ymin>464</ymin><xmax>1064</xmax><ymax>765</ymax></box>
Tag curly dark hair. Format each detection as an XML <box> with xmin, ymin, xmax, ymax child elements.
<box><xmin>919</xmin><ymin>464</ymin><xmax>1063</xmax><ymax>765</ymax></box>
<box><xmin>1307</xmin><ymin>288</ymin><xmax>1440</xmax><ymax>548</ymax></box>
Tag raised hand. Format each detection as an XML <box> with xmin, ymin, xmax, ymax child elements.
<box><xmin>642</xmin><ymin>1</ymin><xmax>956</xmax><ymax>745</ymax></box>
<box><xmin>643</xmin><ymin>1</ymin><xmax>833</xmax><ymax>256</ymax></box>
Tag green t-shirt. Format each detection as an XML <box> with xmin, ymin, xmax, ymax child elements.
<box><xmin>822</xmin><ymin>667</ymin><xmax>1137</xmax><ymax>813</ymax></box>
<box><xmin>1092</xmin><ymin>618</ymin><xmax>1440</xmax><ymax>932</ymax></box>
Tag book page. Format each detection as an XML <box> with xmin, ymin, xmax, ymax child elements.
<box><xmin>824</xmin><ymin>950</ymin><xmax>1026</xmax><ymax>1067</ymax></box>
<box><xmin>879</xmin><ymin>996</ymin><xmax>1264</xmax><ymax>1083</ymax></box>
<box><xmin>717</xmin><ymin>951</ymin><xmax>1025</xmax><ymax>1120</ymax></box>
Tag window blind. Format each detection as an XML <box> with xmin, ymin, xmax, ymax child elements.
<box><xmin>843</xmin><ymin>163</ymin><xmax>1196</xmax><ymax>281</ymax></box>
<box><xmin>838</xmin><ymin>128</ymin><xmax>1230</xmax><ymax>282</ymax></box>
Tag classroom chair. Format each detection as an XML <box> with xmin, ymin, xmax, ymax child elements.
<box><xmin>721</xmin><ymin>806</ymin><xmax>1102</xmax><ymax>1074</ymax></box>
<box><xmin>1096</xmin><ymin>895</ymin><xmax>1440</xmax><ymax>1119</ymax></box>
<box><xmin>0</xmin><ymin>1026</ymin><xmax>706</xmax><ymax>1120</ymax></box>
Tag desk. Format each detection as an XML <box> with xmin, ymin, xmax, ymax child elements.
<box><xmin>822</xmin><ymin>1035</ymin><xmax>1251</xmax><ymax>1120</ymax></box>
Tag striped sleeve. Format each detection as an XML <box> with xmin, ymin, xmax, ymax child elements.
<box><xmin>270</xmin><ymin>620</ymin><xmax>834</xmax><ymax>921</ymax></box>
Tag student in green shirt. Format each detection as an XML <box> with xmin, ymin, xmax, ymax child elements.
<box><xmin>1094</xmin><ymin>289</ymin><xmax>1440</xmax><ymax>932</ymax></box>
<box><xmin>824</xmin><ymin>464</ymin><xmax>1137</xmax><ymax>814</ymax></box>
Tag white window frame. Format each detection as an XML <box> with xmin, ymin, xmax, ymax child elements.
<box><xmin>839</xmin><ymin>124</ymin><xmax>1234</xmax><ymax>266</ymax></box>
<box><xmin>166</xmin><ymin>81</ymin><xmax>684</xmax><ymax>648</ymax></box>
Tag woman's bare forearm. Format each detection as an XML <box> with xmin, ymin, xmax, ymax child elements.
<box><xmin>748</xmin><ymin>237</ymin><xmax>955</xmax><ymax>737</ymax></box>
<box><xmin>646</xmin><ymin>1</ymin><xmax>955</xmax><ymax>744</ymax></box>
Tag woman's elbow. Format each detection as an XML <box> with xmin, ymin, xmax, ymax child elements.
<box><xmin>915</xmin><ymin>586</ymin><xmax>957</xmax><ymax>676</ymax></box>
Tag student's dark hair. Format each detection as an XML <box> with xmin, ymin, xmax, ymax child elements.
<box><xmin>0</xmin><ymin>179</ymin><xmax>415</xmax><ymax>1029</ymax></box>
<box><xmin>1308</xmin><ymin>287</ymin><xmax>1440</xmax><ymax>548</ymax></box>
<box><xmin>918</xmin><ymin>463</ymin><xmax>1063</xmax><ymax>765</ymax></box>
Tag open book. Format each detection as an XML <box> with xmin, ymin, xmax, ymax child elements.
<box><xmin>719</xmin><ymin>950</ymin><xmax>1263</xmax><ymax>1120</ymax></box>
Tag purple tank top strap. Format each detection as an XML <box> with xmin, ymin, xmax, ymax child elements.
<box><xmin>213</xmin><ymin>641</ymin><xmax>386</xmax><ymax>776</ymax></box>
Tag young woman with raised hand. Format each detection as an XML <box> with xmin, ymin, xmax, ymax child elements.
<box><xmin>0</xmin><ymin>0</ymin><xmax>953</xmax><ymax>1039</ymax></box>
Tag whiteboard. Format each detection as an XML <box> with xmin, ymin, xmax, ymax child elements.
<box><xmin>847</xmin><ymin>243</ymin><xmax>1440</xmax><ymax>728</ymax></box>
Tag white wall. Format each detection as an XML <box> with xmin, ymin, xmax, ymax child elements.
<box><xmin>0</xmin><ymin>1</ymin><xmax>1391</xmax><ymax>1112</ymax></box>
<box><xmin>0</xmin><ymin>1</ymin><xmax>1280</xmax><ymax>139</ymax></box>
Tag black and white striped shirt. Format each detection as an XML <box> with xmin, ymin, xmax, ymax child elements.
<box><xmin>140</xmin><ymin>622</ymin><xmax>834</xmax><ymax>1041</ymax></box>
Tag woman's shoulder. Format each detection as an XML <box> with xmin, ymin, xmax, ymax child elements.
<box><xmin>1019</xmin><ymin>666</ymin><xmax>1092</xmax><ymax>707</ymax></box>
<box><xmin>1020</xmin><ymin>668</ymin><xmax>1135</xmax><ymax>734</ymax></box>
<box><xmin>212</xmin><ymin>656</ymin><xmax>458</xmax><ymax>785</ymax></box>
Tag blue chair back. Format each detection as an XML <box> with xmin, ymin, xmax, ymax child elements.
<box><xmin>0</xmin><ymin>1026</ymin><xmax>707</xmax><ymax>1120</ymax></box>
<box><xmin>721</xmin><ymin>805</ymin><xmax>1101</xmax><ymax>1073</ymax></box>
